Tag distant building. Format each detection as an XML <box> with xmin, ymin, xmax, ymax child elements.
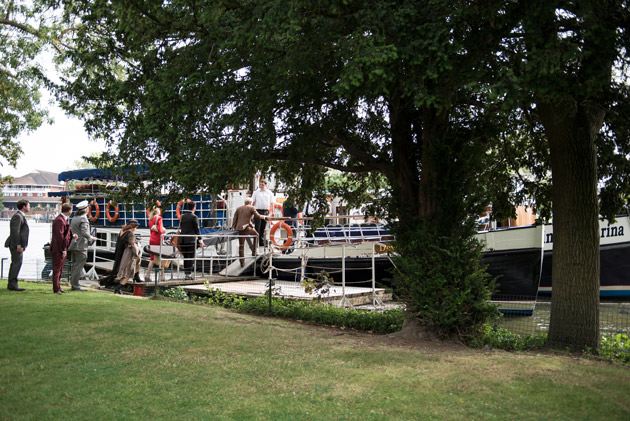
<box><xmin>1</xmin><ymin>170</ymin><xmax>64</xmax><ymax>219</ymax></box>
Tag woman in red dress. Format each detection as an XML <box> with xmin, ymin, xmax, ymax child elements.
<box><xmin>145</xmin><ymin>207</ymin><xmax>166</xmax><ymax>281</ymax></box>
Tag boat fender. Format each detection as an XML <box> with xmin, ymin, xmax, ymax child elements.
<box><xmin>106</xmin><ymin>200</ymin><xmax>119</xmax><ymax>223</ymax></box>
<box><xmin>88</xmin><ymin>199</ymin><xmax>100</xmax><ymax>223</ymax></box>
<box><xmin>269</xmin><ymin>222</ymin><xmax>293</xmax><ymax>251</ymax></box>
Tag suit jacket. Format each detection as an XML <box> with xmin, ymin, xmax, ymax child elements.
<box><xmin>231</xmin><ymin>205</ymin><xmax>264</xmax><ymax>232</ymax></box>
<box><xmin>50</xmin><ymin>214</ymin><xmax>73</xmax><ymax>254</ymax></box>
<box><xmin>4</xmin><ymin>211</ymin><xmax>29</xmax><ymax>250</ymax></box>
<box><xmin>68</xmin><ymin>214</ymin><xmax>92</xmax><ymax>252</ymax></box>
<box><xmin>179</xmin><ymin>211</ymin><xmax>201</xmax><ymax>245</ymax></box>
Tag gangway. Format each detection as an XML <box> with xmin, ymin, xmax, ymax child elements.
<box><xmin>219</xmin><ymin>255</ymin><xmax>261</xmax><ymax>277</ymax></box>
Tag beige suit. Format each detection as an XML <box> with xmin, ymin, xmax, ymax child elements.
<box><xmin>231</xmin><ymin>205</ymin><xmax>265</xmax><ymax>266</ymax></box>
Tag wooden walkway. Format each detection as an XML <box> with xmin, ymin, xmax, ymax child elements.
<box><xmin>183</xmin><ymin>279</ymin><xmax>391</xmax><ymax>306</ymax></box>
<box><xmin>87</xmin><ymin>259</ymin><xmax>391</xmax><ymax>306</ymax></box>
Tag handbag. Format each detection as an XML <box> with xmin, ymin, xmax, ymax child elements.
<box><xmin>170</xmin><ymin>230</ymin><xmax>182</xmax><ymax>252</ymax></box>
<box><xmin>150</xmin><ymin>216</ymin><xmax>160</xmax><ymax>232</ymax></box>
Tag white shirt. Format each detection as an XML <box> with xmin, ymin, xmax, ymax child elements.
<box><xmin>252</xmin><ymin>188</ymin><xmax>273</xmax><ymax>211</ymax></box>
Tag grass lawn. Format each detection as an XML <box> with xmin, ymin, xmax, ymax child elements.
<box><xmin>1</xmin><ymin>281</ymin><xmax>629</xmax><ymax>420</ymax></box>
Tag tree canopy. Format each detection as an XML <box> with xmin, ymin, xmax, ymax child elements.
<box><xmin>0</xmin><ymin>0</ymin><xmax>62</xmax><ymax>181</ymax></box>
<box><xmin>54</xmin><ymin>0</ymin><xmax>517</xmax><ymax>223</ymax></box>
<box><xmin>52</xmin><ymin>0</ymin><xmax>630</xmax><ymax>347</ymax></box>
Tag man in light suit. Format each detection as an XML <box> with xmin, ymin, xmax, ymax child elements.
<box><xmin>68</xmin><ymin>200</ymin><xmax>97</xmax><ymax>291</ymax></box>
<box><xmin>231</xmin><ymin>198</ymin><xmax>267</xmax><ymax>267</ymax></box>
<box><xmin>4</xmin><ymin>200</ymin><xmax>30</xmax><ymax>291</ymax></box>
<box><xmin>50</xmin><ymin>203</ymin><xmax>77</xmax><ymax>294</ymax></box>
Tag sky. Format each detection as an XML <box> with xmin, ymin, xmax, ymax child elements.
<box><xmin>5</xmin><ymin>103</ymin><xmax>108</xmax><ymax>178</ymax></box>
<box><xmin>2</xmin><ymin>46</ymin><xmax>109</xmax><ymax>178</ymax></box>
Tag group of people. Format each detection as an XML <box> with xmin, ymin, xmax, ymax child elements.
<box><xmin>4</xmin><ymin>198</ymin><xmax>165</xmax><ymax>295</ymax></box>
<box><xmin>4</xmin><ymin>199</ymin><xmax>95</xmax><ymax>293</ymax></box>
<box><xmin>5</xmin><ymin>180</ymin><xmax>290</xmax><ymax>292</ymax></box>
<box><xmin>231</xmin><ymin>179</ymin><xmax>300</xmax><ymax>265</ymax></box>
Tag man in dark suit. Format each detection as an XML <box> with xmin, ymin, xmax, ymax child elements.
<box><xmin>50</xmin><ymin>203</ymin><xmax>76</xmax><ymax>294</ymax></box>
<box><xmin>4</xmin><ymin>200</ymin><xmax>30</xmax><ymax>291</ymax></box>
<box><xmin>179</xmin><ymin>201</ymin><xmax>203</xmax><ymax>280</ymax></box>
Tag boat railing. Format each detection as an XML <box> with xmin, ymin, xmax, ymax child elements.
<box><xmin>264</xmin><ymin>216</ymin><xmax>393</xmax><ymax>250</ymax></box>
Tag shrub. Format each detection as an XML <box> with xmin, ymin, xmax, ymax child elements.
<box><xmin>393</xmin><ymin>221</ymin><xmax>497</xmax><ymax>339</ymax></box>
<box><xmin>203</xmin><ymin>284</ymin><xmax>404</xmax><ymax>334</ymax></box>
<box><xmin>161</xmin><ymin>286</ymin><xmax>189</xmax><ymax>301</ymax></box>
<box><xmin>600</xmin><ymin>333</ymin><xmax>630</xmax><ymax>364</ymax></box>
<box><xmin>469</xmin><ymin>324</ymin><xmax>547</xmax><ymax>351</ymax></box>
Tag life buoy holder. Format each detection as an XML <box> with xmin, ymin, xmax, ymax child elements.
<box><xmin>269</xmin><ymin>222</ymin><xmax>293</xmax><ymax>251</ymax></box>
<box><xmin>176</xmin><ymin>199</ymin><xmax>189</xmax><ymax>220</ymax></box>
<box><xmin>88</xmin><ymin>199</ymin><xmax>100</xmax><ymax>223</ymax></box>
<box><xmin>146</xmin><ymin>200</ymin><xmax>162</xmax><ymax>219</ymax></box>
<box><xmin>106</xmin><ymin>200</ymin><xmax>119</xmax><ymax>223</ymax></box>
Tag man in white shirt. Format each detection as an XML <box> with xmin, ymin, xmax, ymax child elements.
<box><xmin>251</xmin><ymin>179</ymin><xmax>273</xmax><ymax>247</ymax></box>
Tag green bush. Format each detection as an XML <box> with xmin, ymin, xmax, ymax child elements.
<box><xmin>160</xmin><ymin>286</ymin><xmax>189</xmax><ymax>301</ymax></box>
<box><xmin>393</xmin><ymin>221</ymin><xmax>497</xmax><ymax>339</ymax></box>
<box><xmin>469</xmin><ymin>324</ymin><xmax>547</xmax><ymax>351</ymax></box>
<box><xmin>600</xmin><ymin>333</ymin><xmax>630</xmax><ymax>364</ymax></box>
<box><xmin>201</xmin><ymin>286</ymin><xmax>404</xmax><ymax>334</ymax></box>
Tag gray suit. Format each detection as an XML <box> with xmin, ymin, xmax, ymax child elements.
<box><xmin>68</xmin><ymin>213</ymin><xmax>92</xmax><ymax>289</ymax></box>
<box><xmin>4</xmin><ymin>211</ymin><xmax>29</xmax><ymax>289</ymax></box>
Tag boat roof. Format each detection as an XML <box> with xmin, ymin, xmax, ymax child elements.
<box><xmin>58</xmin><ymin>166</ymin><xmax>147</xmax><ymax>182</ymax></box>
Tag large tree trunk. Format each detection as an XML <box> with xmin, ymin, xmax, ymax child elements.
<box><xmin>539</xmin><ymin>101</ymin><xmax>602</xmax><ymax>351</ymax></box>
<box><xmin>389</xmin><ymin>97</ymin><xmax>422</xmax><ymax>222</ymax></box>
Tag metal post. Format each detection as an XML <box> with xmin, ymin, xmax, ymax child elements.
<box><xmin>268</xmin><ymin>250</ymin><xmax>273</xmax><ymax>312</ymax></box>
<box><xmin>300</xmin><ymin>248</ymin><xmax>305</xmax><ymax>284</ymax></box>
<box><xmin>253</xmin><ymin>234</ymin><xmax>257</xmax><ymax>277</ymax></box>
<box><xmin>338</xmin><ymin>244</ymin><xmax>354</xmax><ymax>308</ymax></box>
<box><xmin>372</xmin><ymin>242</ymin><xmax>376</xmax><ymax>307</ymax></box>
<box><xmin>85</xmin><ymin>238</ymin><xmax>98</xmax><ymax>280</ymax></box>
<box><xmin>342</xmin><ymin>244</ymin><xmax>346</xmax><ymax>298</ymax></box>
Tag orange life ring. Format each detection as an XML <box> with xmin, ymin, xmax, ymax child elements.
<box><xmin>176</xmin><ymin>199</ymin><xmax>190</xmax><ymax>220</ymax></box>
<box><xmin>269</xmin><ymin>222</ymin><xmax>293</xmax><ymax>251</ymax></box>
<box><xmin>176</xmin><ymin>200</ymin><xmax>184</xmax><ymax>220</ymax></box>
<box><xmin>88</xmin><ymin>199</ymin><xmax>100</xmax><ymax>222</ymax></box>
<box><xmin>106</xmin><ymin>200</ymin><xmax>119</xmax><ymax>223</ymax></box>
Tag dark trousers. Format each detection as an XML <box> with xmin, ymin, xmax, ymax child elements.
<box><xmin>51</xmin><ymin>251</ymin><xmax>67</xmax><ymax>293</ymax></box>
<box><xmin>237</xmin><ymin>226</ymin><xmax>258</xmax><ymax>267</ymax></box>
<box><xmin>180</xmin><ymin>242</ymin><xmax>195</xmax><ymax>275</ymax></box>
<box><xmin>254</xmin><ymin>209</ymin><xmax>269</xmax><ymax>246</ymax></box>
<box><xmin>8</xmin><ymin>248</ymin><xmax>23</xmax><ymax>288</ymax></box>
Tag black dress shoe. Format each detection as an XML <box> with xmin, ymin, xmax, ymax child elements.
<box><xmin>55</xmin><ymin>291</ymin><xmax>63</xmax><ymax>295</ymax></box>
<box><xmin>71</xmin><ymin>287</ymin><xmax>86</xmax><ymax>291</ymax></box>
<box><xmin>7</xmin><ymin>286</ymin><xmax>25</xmax><ymax>291</ymax></box>
<box><xmin>59</xmin><ymin>289</ymin><xmax>66</xmax><ymax>293</ymax></box>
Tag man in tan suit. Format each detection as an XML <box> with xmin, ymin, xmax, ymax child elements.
<box><xmin>231</xmin><ymin>198</ymin><xmax>267</xmax><ymax>267</ymax></box>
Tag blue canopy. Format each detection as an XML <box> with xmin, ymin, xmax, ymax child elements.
<box><xmin>58</xmin><ymin>166</ymin><xmax>148</xmax><ymax>181</ymax></box>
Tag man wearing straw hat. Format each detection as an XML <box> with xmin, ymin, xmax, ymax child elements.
<box><xmin>68</xmin><ymin>200</ymin><xmax>97</xmax><ymax>291</ymax></box>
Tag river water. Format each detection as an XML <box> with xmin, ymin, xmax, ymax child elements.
<box><xmin>0</xmin><ymin>221</ymin><xmax>52</xmax><ymax>280</ymax></box>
